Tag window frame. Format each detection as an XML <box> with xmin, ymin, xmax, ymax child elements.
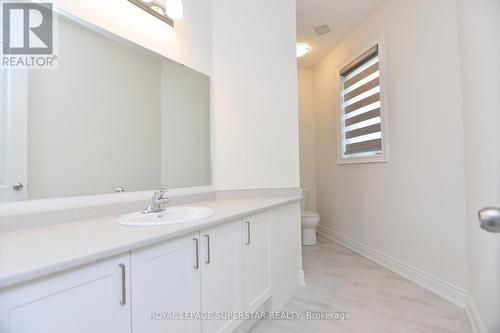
<box><xmin>336</xmin><ymin>36</ymin><xmax>389</xmax><ymax>165</ymax></box>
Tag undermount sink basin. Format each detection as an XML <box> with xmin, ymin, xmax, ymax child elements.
<box><xmin>119</xmin><ymin>207</ymin><xmax>215</xmax><ymax>226</ymax></box>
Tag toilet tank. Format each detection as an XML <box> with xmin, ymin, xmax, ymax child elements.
<box><xmin>301</xmin><ymin>188</ymin><xmax>309</xmax><ymax>211</ymax></box>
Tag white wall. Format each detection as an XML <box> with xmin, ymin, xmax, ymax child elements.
<box><xmin>54</xmin><ymin>0</ymin><xmax>212</xmax><ymax>76</ymax></box>
<box><xmin>297</xmin><ymin>68</ymin><xmax>317</xmax><ymax>211</ymax></box>
<box><xmin>458</xmin><ymin>0</ymin><xmax>500</xmax><ymax>331</ymax></box>
<box><xmin>211</xmin><ymin>0</ymin><xmax>300</xmax><ymax>190</ymax></box>
<box><xmin>313</xmin><ymin>0</ymin><xmax>468</xmax><ymax>289</ymax></box>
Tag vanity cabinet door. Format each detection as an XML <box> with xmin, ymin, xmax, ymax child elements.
<box><xmin>201</xmin><ymin>220</ymin><xmax>243</xmax><ymax>333</ymax></box>
<box><xmin>242</xmin><ymin>212</ymin><xmax>272</xmax><ymax>312</ymax></box>
<box><xmin>0</xmin><ymin>254</ymin><xmax>131</xmax><ymax>333</ymax></box>
<box><xmin>131</xmin><ymin>233</ymin><xmax>201</xmax><ymax>333</ymax></box>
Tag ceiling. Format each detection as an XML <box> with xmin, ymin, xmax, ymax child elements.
<box><xmin>296</xmin><ymin>0</ymin><xmax>386</xmax><ymax>68</ymax></box>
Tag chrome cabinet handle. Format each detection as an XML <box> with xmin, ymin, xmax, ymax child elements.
<box><xmin>478</xmin><ymin>207</ymin><xmax>500</xmax><ymax>233</ymax></box>
<box><xmin>205</xmin><ymin>234</ymin><xmax>211</xmax><ymax>264</ymax></box>
<box><xmin>119</xmin><ymin>264</ymin><xmax>126</xmax><ymax>305</ymax></box>
<box><xmin>193</xmin><ymin>238</ymin><xmax>199</xmax><ymax>269</ymax></box>
<box><xmin>12</xmin><ymin>183</ymin><xmax>23</xmax><ymax>191</ymax></box>
<box><xmin>245</xmin><ymin>221</ymin><xmax>251</xmax><ymax>245</ymax></box>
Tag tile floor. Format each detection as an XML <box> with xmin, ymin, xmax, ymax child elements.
<box><xmin>249</xmin><ymin>234</ymin><xmax>472</xmax><ymax>333</ymax></box>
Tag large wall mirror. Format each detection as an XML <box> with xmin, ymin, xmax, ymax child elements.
<box><xmin>0</xmin><ymin>13</ymin><xmax>212</xmax><ymax>202</ymax></box>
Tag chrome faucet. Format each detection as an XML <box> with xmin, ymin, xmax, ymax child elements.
<box><xmin>142</xmin><ymin>190</ymin><xmax>169</xmax><ymax>214</ymax></box>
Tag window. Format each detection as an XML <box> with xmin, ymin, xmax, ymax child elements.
<box><xmin>339</xmin><ymin>45</ymin><xmax>386</xmax><ymax>162</ymax></box>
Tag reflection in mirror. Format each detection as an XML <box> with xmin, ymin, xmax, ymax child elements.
<box><xmin>0</xmin><ymin>69</ymin><xmax>5</xmax><ymax>196</ymax></box>
<box><xmin>2</xmin><ymin>14</ymin><xmax>211</xmax><ymax>201</ymax></box>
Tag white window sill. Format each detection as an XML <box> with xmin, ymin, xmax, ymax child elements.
<box><xmin>337</xmin><ymin>156</ymin><xmax>388</xmax><ymax>165</ymax></box>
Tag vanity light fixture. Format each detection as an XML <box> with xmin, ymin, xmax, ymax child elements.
<box><xmin>296</xmin><ymin>43</ymin><xmax>310</xmax><ymax>58</ymax></box>
<box><xmin>129</xmin><ymin>0</ymin><xmax>184</xmax><ymax>27</ymax></box>
<box><xmin>165</xmin><ymin>0</ymin><xmax>184</xmax><ymax>20</ymax></box>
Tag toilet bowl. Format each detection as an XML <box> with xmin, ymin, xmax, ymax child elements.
<box><xmin>301</xmin><ymin>189</ymin><xmax>320</xmax><ymax>246</ymax></box>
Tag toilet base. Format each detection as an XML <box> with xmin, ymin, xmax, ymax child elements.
<box><xmin>302</xmin><ymin>227</ymin><xmax>317</xmax><ymax>246</ymax></box>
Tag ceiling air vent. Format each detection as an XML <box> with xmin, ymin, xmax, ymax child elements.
<box><xmin>313</xmin><ymin>24</ymin><xmax>331</xmax><ymax>36</ymax></box>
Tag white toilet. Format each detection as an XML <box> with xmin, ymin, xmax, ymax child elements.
<box><xmin>301</xmin><ymin>189</ymin><xmax>320</xmax><ymax>246</ymax></box>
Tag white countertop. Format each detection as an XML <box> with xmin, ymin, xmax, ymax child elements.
<box><xmin>0</xmin><ymin>197</ymin><xmax>300</xmax><ymax>289</ymax></box>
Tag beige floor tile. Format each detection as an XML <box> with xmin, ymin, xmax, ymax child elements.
<box><xmin>249</xmin><ymin>235</ymin><xmax>472</xmax><ymax>333</ymax></box>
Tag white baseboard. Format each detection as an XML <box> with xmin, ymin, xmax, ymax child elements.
<box><xmin>465</xmin><ymin>293</ymin><xmax>486</xmax><ymax>333</ymax></box>
<box><xmin>317</xmin><ymin>225</ymin><xmax>467</xmax><ymax>308</ymax></box>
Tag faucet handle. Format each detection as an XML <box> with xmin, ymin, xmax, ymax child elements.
<box><xmin>153</xmin><ymin>189</ymin><xmax>167</xmax><ymax>199</ymax></box>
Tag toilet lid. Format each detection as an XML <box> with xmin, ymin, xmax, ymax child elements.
<box><xmin>301</xmin><ymin>211</ymin><xmax>319</xmax><ymax>218</ymax></box>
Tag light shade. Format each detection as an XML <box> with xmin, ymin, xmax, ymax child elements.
<box><xmin>165</xmin><ymin>0</ymin><xmax>183</xmax><ymax>20</ymax></box>
<box><xmin>296</xmin><ymin>43</ymin><xmax>310</xmax><ymax>58</ymax></box>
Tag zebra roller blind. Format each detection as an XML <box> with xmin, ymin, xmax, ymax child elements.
<box><xmin>340</xmin><ymin>45</ymin><xmax>383</xmax><ymax>158</ymax></box>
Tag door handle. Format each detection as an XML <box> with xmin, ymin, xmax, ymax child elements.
<box><xmin>193</xmin><ymin>238</ymin><xmax>199</xmax><ymax>269</ymax></box>
<box><xmin>204</xmin><ymin>234</ymin><xmax>211</xmax><ymax>264</ymax></box>
<box><xmin>12</xmin><ymin>183</ymin><xmax>23</xmax><ymax>191</ymax></box>
<box><xmin>478</xmin><ymin>207</ymin><xmax>500</xmax><ymax>233</ymax></box>
<box><xmin>245</xmin><ymin>221</ymin><xmax>251</xmax><ymax>245</ymax></box>
<box><xmin>119</xmin><ymin>263</ymin><xmax>126</xmax><ymax>305</ymax></box>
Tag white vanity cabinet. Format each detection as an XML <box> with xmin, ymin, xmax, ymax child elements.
<box><xmin>242</xmin><ymin>212</ymin><xmax>272</xmax><ymax>312</ymax></box>
<box><xmin>0</xmin><ymin>202</ymin><xmax>302</xmax><ymax>333</ymax></box>
<box><xmin>0</xmin><ymin>254</ymin><xmax>131</xmax><ymax>333</ymax></box>
<box><xmin>130</xmin><ymin>220</ymin><xmax>244</xmax><ymax>333</ymax></box>
<box><xmin>200</xmin><ymin>220</ymin><xmax>244</xmax><ymax>333</ymax></box>
<box><xmin>130</xmin><ymin>232</ymin><xmax>202</xmax><ymax>333</ymax></box>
